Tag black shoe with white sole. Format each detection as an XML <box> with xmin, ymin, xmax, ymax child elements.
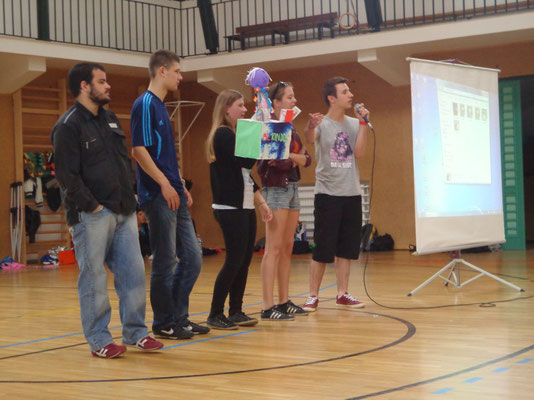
<box><xmin>261</xmin><ymin>305</ymin><xmax>294</xmax><ymax>320</ymax></box>
<box><xmin>207</xmin><ymin>314</ymin><xmax>238</xmax><ymax>330</ymax></box>
<box><xmin>278</xmin><ymin>300</ymin><xmax>309</xmax><ymax>316</ymax></box>
<box><xmin>184</xmin><ymin>321</ymin><xmax>211</xmax><ymax>335</ymax></box>
<box><xmin>153</xmin><ymin>325</ymin><xmax>194</xmax><ymax>340</ymax></box>
<box><xmin>228</xmin><ymin>311</ymin><xmax>258</xmax><ymax>326</ymax></box>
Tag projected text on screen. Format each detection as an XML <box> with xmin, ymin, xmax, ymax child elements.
<box><xmin>411</xmin><ymin>72</ymin><xmax>502</xmax><ymax>218</ymax></box>
<box><xmin>437</xmin><ymin>81</ymin><xmax>491</xmax><ymax>185</ymax></box>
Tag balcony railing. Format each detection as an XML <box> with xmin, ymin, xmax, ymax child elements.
<box><xmin>0</xmin><ymin>0</ymin><xmax>532</xmax><ymax>57</ymax></box>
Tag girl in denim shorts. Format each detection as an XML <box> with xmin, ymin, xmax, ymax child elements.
<box><xmin>257</xmin><ymin>82</ymin><xmax>312</xmax><ymax>320</ymax></box>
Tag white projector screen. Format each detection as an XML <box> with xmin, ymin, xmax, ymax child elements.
<box><xmin>408</xmin><ymin>58</ymin><xmax>505</xmax><ymax>255</ymax></box>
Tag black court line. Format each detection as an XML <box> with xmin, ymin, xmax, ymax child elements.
<box><xmin>0</xmin><ymin>309</ymin><xmax>416</xmax><ymax>384</ymax></box>
<box><xmin>448</xmin><ymin>268</ymin><xmax>531</xmax><ymax>283</ymax></box>
<box><xmin>0</xmin><ymin>342</ymin><xmax>90</xmax><ymax>361</ymax></box>
<box><xmin>0</xmin><ymin>285</ymin><xmax>77</xmax><ymax>289</ymax></box>
<box><xmin>496</xmin><ymin>273</ymin><xmax>533</xmax><ymax>282</ymax></box>
<box><xmin>346</xmin><ymin>344</ymin><xmax>534</xmax><ymax>399</ymax></box>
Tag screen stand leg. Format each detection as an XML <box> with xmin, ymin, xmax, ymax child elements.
<box><xmin>407</xmin><ymin>250</ymin><xmax>524</xmax><ymax>296</ymax></box>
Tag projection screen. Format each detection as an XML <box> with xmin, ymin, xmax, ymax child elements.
<box><xmin>408</xmin><ymin>58</ymin><xmax>505</xmax><ymax>255</ymax></box>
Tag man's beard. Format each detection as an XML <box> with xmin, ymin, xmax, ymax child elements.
<box><xmin>89</xmin><ymin>85</ymin><xmax>111</xmax><ymax>106</ymax></box>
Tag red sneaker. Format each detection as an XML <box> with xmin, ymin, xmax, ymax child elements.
<box><xmin>91</xmin><ymin>343</ymin><xmax>127</xmax><ymax>359</ymax></box>
<box><xmin>336</xmin><ymin>293</ymin><xmax>365</xmax><ymax>308</ymax></box>
<box><xmin>302</xmin><ymin>296</ymin><xmax>318</xmax><ymax>312</ymax></box>
<box><xmin>126</xmin><ymin>336</ymin><xmax>164</xmax><ymax>352</ymax></box>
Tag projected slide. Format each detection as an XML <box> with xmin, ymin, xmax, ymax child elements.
<box><xmin>411</xmin><ymin>72</ymin><xmax>502</xmax><ymax>218</ymax></box>
<box><xmin>437</xmin><ymin>80</ymin><xmax>491</xmax><ymax>185</ymax></box>
<box><xmin>409</xmin><ymin>58</ymin><xmax>505</xmax><ymax>254</ymax></box>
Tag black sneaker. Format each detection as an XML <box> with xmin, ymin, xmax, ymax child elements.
<box><xmin>153</xmin><ymin>325</ymin><xmax>194</xmax><ymax>340</ymax></box>
<box><xmin>207</xmin><ymin>314</ymin><xmax>238</xmax><ymax>330</ymax></box>
<box><xmin>261</xmin><ymin>305</ymin><xmax>295</xmax><ymax>320</ymax></box>
<box><xmin>228</xmin><ymin>311</ymin><xmax>259</xmax><ymax>327</ymax></box>
<box><xmin>278</xmin><ymin>300</ymin><xmax>309</xmax><ymax>316</ymax></box>
<box><xmin>184</xmin><ymin>321</ymin><xmax>211</xmax><ymax>335</ymax></box>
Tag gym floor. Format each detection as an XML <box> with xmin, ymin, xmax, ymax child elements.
<box><xmin>0</xmin><ymin>250</ymin><xmax>532</xmax><ymax>399</ymax></box>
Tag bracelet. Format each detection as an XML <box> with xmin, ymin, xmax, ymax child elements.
<box><xmin>359</xmin><ymin>120</ymin><xmax>368</xmax><ymax>126</ymax></box>
<box><xmin>259</xmin><ymin>201</ymin><xmax>266</xmax><ymax>206</ymax></box>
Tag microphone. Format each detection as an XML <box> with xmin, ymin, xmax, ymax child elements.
<box><xmin>355</xmin><ymin>104</ymin><xmax>373</xmax><ymax>129</ymax></box>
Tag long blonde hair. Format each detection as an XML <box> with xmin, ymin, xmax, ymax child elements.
<box><xmin>205</xmin><ymin>89</ymin><xmax>244</xmax><ymax>163</ymax></box>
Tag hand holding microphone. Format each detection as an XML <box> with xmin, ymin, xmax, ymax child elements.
<box><xmin>355</xmin><ymin>103</ymin><xmax>372</xmax><ymax>129</ymax></box>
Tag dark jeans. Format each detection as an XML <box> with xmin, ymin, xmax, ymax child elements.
<box><xmin>210</xmin><ymin>209</ymin><xmax>256</xmax><ymax>317</ymax></box>
<box><xmin>142</xmin><ymin>191</ymin><xmax>202</xmax><ymax>329</ymax></box>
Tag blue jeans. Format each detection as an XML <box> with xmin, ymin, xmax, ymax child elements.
<box><xmin>70</xmin><ymin>208</ymin><xmax>148</xmax><ymax>351</ymax></box>
<box><xmin>142</xmin><ymin>191</ymin><xmax>202</xmax><ymax>329</ymax></box>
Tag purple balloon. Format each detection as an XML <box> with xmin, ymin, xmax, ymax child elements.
<box><xmin>246</xmin><ymin>67</ymin><xmax>271</xmax><ymax>88</ymax></box>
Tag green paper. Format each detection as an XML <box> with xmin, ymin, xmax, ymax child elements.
<box><xmin>235</xmin><ymin>119</ymin><xmax>262</xmax><ymax>158</ymax></box>
<box><xmin>235</xmin><ymin>119</ymin><xmax>292</xmax><ymax>160</ymax></box>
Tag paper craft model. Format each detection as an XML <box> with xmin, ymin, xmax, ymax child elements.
<box><xmin>235</xmin><ymin>67</ymin><xmax>292</xmax><ymax>160</ymax></box>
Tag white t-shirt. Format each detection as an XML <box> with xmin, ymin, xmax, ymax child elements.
<box><xmin>241</xmin><ymin>168</ymin><xmax>255</xmax><ymax>209</ymax></box>
<box><xmin>213</xmin><ymin>168</ymin><xmax>254</xmax><ymax>210</ymax></box>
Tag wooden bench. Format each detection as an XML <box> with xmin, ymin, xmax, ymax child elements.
<box><xmin>224</xmin><ymin>12</ymin><xmax>338</xmax><ymax>51</ymax></box>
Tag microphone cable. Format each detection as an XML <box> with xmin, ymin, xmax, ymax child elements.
<box><xmin>359</xmin><ymin>124</ymin><xmax>532</xmax><ymax>310</ymax></box>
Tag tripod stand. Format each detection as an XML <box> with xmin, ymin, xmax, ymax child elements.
<box><xmin>408</xmin><ymin>250</ymin><xmax>524</xmax><ymax>296</ymax></box>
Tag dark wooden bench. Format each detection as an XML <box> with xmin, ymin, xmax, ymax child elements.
<box><xmin>224</xmin><ymin>12</ymin><xmax>338</xmax><ymax>51</ymax></box>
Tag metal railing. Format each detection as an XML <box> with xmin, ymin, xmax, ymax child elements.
<box><xmin>0</xmin><ymin>0</ymin><xmax>532</xmax><ymax>57</ymax></box>
<box><xmin>0</xmin><ymin>0</ymin><xmax>182</xmax><ymax>53</ymax></box>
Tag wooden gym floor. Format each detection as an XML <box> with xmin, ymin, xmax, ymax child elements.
<box><xmin>0</xmin><ymin>250</ymin><xmax>533</xmax><ymax>399</ymax></box>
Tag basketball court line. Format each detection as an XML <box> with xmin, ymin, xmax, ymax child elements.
<box><xmin>0</xmin><ymin>283</ymin><xmax>337</xmax><ymax>349</ymax></box>
<box><xmin>0</xmin><ymin>308</ymin><xmax>416</xmax><ymax>383</ymax></box>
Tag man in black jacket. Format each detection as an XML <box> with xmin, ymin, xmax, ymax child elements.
<box><xmin>52</xmin><ymin>63</ymin><xmax>163</xmax><ymax>358</ymax></box>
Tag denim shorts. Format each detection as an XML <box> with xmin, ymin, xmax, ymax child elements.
<box><xmin>262</xmin><ymin>182</ymin><xmax>300</xmax><ymax>211</ymax></box>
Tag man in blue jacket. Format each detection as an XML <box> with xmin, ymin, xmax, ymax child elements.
<box><xmin>131</xmin><ymin>50</ymin><xmax>209</xmax><ymax>339</ymax></box>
